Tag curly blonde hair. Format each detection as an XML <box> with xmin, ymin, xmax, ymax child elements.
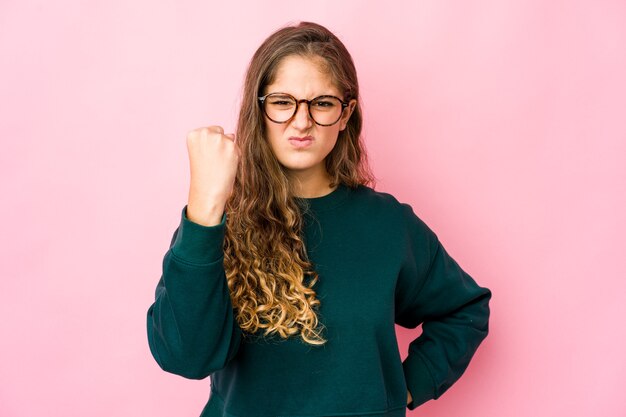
<box><xmin>223</xmin><ymin>22</ymin><xmax>375</xmax><ymax>345</ymax></box>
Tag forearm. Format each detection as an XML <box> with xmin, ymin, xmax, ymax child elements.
<box><xmin>146</xmin><ymin>206</ymin><xmax>242</xmax><ymax>379</ymax></box>
<box><xmin>147</xmin><ymin>251</ymin><xmax>242</xmax><ymax>379</ymax></box>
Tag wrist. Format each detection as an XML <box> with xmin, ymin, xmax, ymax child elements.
<box><xmin>186</xmin><ymin>201</ymin><xmax>225</xmax><ymax>227</ymax></box>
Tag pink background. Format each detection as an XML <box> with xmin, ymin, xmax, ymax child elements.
<box><xmin>1</xmin><ymin>1</ymin><xmax>625</xmax><ymax>416</ymax></box>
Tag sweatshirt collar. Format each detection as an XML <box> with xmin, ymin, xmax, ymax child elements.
<box><xmin>295</xmin><ymin>183</ymin><xmax>350</xmax><ymax>212</ymax></box>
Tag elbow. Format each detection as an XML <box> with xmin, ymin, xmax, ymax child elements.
<box><xmin>479</xmin><ymin>288</ymin><xmax>492</xmax><ymax>331</ymax></box>
<box><xmin>470</xmin><ymin>288</ymin><xmax>492</xmax><ymax>343</ymax></box>
<box><xmin>454</xmin><ymin>287</ymin><xmax>492</xmax><ymax>344</ymax></box>
<box><xmin>149</xmin><ymin>341</ymin><xmax>229</xmax><ymax>380</ymax></box>
<box><xmin>157</xmin><ymin>358</ymin><xmax>214</xmax><ymax>380</ymax></box>
<box><xmin>147</xmin><ymin>324</ymin><xmax>240</xmax><ymax>380</ymax></box>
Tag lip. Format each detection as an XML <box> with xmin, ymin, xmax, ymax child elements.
<box><xmin>288</xmin><ymin>136</ymin><xmax>314</xmax><ymax>149</ymax></box>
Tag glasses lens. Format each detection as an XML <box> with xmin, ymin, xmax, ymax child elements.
<box><xmin>263</xmin><ymin>94</ymin><xmax>344</xmax><ymax>125</ymax></box>
<box><xmin>310</xmin><ymin>96</ymin><xmax>343</xmax><ymax>125</ymax></box>
<box><xmin>264</xmin><ymin>94</ymin><xmax>297</xmax><ymax>123</ymax></box>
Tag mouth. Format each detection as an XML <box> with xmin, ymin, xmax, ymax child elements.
<box><xmin>288</xmin><ymin>136</ymin><xmax>314</xmax><ymax>149</ymax></box>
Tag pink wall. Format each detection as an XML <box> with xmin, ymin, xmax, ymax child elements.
<box><xmin>1</xmin><ymin>1</ymin><xmax>625</xmax><ymax>416</ymax></box>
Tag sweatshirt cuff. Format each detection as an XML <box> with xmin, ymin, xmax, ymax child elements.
<box><xmin>403</xmin><ymin>352</ymin><xmax>436</xmax><ymax>410</ymax></box>
<box><xmin>170</xmin><ymin>205</ymin><xmax>226</xmax><ymax>264</ymax></box>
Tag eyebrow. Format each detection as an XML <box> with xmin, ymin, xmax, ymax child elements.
<box><xmin>264</xmin><ymin>91</ymin><xmax>341</xmax><ymax>99</ymax></box>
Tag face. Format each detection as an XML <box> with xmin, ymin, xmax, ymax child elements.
<box><xmin>262</xmin><ymin>55</ymin><xmax>356</xmax><ymax>184</ymax></box>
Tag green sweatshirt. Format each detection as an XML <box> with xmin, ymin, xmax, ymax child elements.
<box><xmin>147</xmin><ymin>183</ymin><xmax>491</xmax><ymax>417</ymax></box>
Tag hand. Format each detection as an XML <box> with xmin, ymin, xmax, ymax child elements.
<box><xmin>407</xmin><ymin>390</ymin><xmax>413</xmax><ymax>406</ymax></box>
<box><xmin>186</xmin><ymin>126</ymin><xmax>240</xmax><ymax>226</ymax></box>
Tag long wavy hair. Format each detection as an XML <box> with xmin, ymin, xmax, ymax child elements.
<box><xmin>223</xmin><ymin>21</ymin><xmax>375</xmax><ymax>346</ymax></box>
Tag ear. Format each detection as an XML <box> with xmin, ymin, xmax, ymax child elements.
<box><xmin>338</xmin><ymin>99</ymin><xmax>357</xmax><ymax>131</ymax></box>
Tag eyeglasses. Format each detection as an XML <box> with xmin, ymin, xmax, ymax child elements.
<box><xmin>258</xmin><ymin>92</ymin><xmax>349</xmax><ymax>126</ymax></box>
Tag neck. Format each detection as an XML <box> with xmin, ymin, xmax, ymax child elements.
<box><xmin>288</xmin><ymin>168</ymin><xmax>336</xmax><ymax>198</ymax></box>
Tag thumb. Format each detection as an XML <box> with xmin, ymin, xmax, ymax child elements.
<box><xmin>225</xmin><ymin>133</ymin><xmax>236</xmax><ymax>141</ymax></box>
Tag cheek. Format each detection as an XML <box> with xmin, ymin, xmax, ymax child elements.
<box><xmin>265</xmin><ymin>122</ymin><xmax>285</xmax><ymax>154</ymax></box>
<box><xmin>325</xmin><ymin>127</ymin><xmax>341</xmax><ymax>146</ymax></box>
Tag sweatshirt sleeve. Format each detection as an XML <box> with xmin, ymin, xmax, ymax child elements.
<box><xmin>146</xmin><ymin>205</ymin><xmax>242</xmax><ymax>380</ymax></box>
<box><xmin>394</xmin><ymin>204</ymin><xmax>492</xmax><ymax>410</ymax></box>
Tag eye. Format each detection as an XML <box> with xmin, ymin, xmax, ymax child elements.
<box><xmin>267</xmin><ymin>95</ymin><xmax>295</xmax><ymax>107</ymax></box>
<box><xmin>312</xmin><ymin>98</ymin><xmax>338</xmax><ymax>108</ymax></box>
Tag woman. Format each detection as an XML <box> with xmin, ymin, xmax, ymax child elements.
<box><xmin>147</xmin><ymin>21</ymin><xmax>491</xmax><ymax>417</ymax></box>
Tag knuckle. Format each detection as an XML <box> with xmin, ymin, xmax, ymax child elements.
<box><xmin>186</xmin><ymin>128</ymin><xmax>199</xmax><ymax>140</ymax></box>
<box><xmin>208</xmin><ymin>125</ymin><xmax>224</xmax><ymax>134</ymax></box>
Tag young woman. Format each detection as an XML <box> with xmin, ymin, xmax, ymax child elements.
<box><xmin>147</xmin><ymin>21</ymin><xmax>491</xmax><ymax>417</ymax></box>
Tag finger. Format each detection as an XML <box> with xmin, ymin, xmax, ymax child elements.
<box><xmin>224</xmin><ymin>133</ymin><xmax>235</xmax><ymax>141</ymax></box>
<box><xmin>209</xmin><ymin>126</ymin><xmax>224</xmax><ymax>135</ymax></box>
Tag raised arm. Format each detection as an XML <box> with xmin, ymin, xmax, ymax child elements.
<box><xmin>147</xmin><ymin>126</ymin><xmax>242</xmax><ymax>379</ymax></box>
<box><xmin>146</xmin><ymin>206</ymin><xmax>242</xmax><ymax>379</ymax></box>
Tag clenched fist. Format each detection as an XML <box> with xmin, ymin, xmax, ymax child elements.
<box><xmin>186</xmin><ymin>126</ymin><xmax>240</xmax><ymax>226</ymax></box>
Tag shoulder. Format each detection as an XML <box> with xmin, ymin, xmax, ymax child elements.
<box><xmin>348</xmin><ymin>184</ymin><xmax>405</xmax><ymax>210</ymax></box>
<box><xmin>348</xmin><ymin>184</ymin><xmax>423</xmax><ymax>220</ymax></box>
<box><xmin>348</xmin><ymin>185</ymin><xmax>438</xmax><ymax>242</ymax></box>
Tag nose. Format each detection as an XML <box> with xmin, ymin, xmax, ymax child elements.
<box><xmin>291</xmin><ymin>100</ymin><xmax>314</xmax><ymax>130</ymax></box>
